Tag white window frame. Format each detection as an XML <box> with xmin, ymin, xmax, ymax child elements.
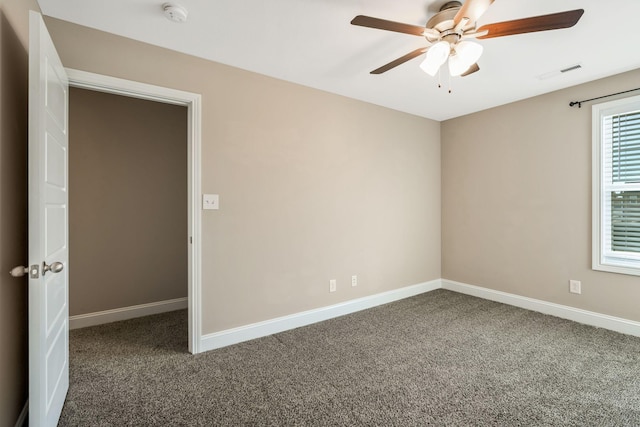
<box><xmin>592</xmin><ymin>94</ymin><xmax>640</xmax><ymax>276</ymax></box>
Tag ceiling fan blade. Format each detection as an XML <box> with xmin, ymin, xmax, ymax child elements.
<box><xmin>461</xmin><ymin>63</ymin><xmax>480</xmax><ymax>77</ymax></box>
<box><xmin>454</xmin><ymin>0</ymin><xmax>494</xmax><ymax>27</ymax></box>
<box><xmin>351</xmin><ymin>15</ymin><xmax>426</xmax><ymax>37</ymax></box>
<box><xmin>476</xmin><ymin>9</ymin><xmax>584</xmax><ymax>39</ymax></box>
<box><xmin>370</xmin><ymin>47</ymin><xmax>428</xmax><ymax>74</ymax></box>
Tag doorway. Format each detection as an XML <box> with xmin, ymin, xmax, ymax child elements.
<box><xmin>69</xmin><ymin>86</ymin><xmax>187</xmax><ymax>341</ymax></box>
<box><xmin>66</xmin><ymin>69</ymin><xmax>202</xmax><ymax>354</ymax></box>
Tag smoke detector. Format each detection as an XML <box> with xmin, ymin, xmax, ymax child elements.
<box><xmin>163</xmin><ymin>3</ymin><xmax>188</xmax><ymax>23</ymax></box>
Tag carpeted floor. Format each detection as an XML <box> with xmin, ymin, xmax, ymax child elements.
<box><xmin>59</xmin><ymin>289</ymin><xmax>640</xmax><ymax>426</ymax></box>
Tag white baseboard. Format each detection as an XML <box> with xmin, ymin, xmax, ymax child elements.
<box><xmin>441</xmin><ymin>279</ymin><xmax>640</xmax><ymax>338</ymax></box>
<box><xmin>14</xmin><ymin>400</ymin><xmax>27</xmax><ymax>427</ymax></box>
<box><xmin>200</xmin><ymin>279</ymin><xmax>442</xmax><ymax>352</ymax></box>
<box><xmin>69</xmin><ymin>297</ymin><xmax>188</xmax><ymax>330</ymax></box>
<box><xmin>196</xmin><ymin>278</ymin><xmax>640</xmax><ymax>353</ymax></box>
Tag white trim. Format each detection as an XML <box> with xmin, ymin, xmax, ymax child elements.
<box><xmin>187</xmin><ymin>92</ymin><xmax>202</xmax><ymax>354</ymax></box>
<box><xmin>592</xmin><ymin>100</ymin><xmax>604</xmax><ymax>272</ymax></box>
<box><xmin>69</xmin><ymin>298</ymin><xmax>188</xmax><ymax>330</ymax></box>
<box><xmin>65</xmin><ymin>69</ymin><xmax>193</xmax><ymax>106</ymax></box>
<box><xmin>200</xmin><ymin>280</ymin><xmax>442</xmax><ymax>352</ymax></box>
<box><xmin>65</xmin><ymin>69</ymin><xmax>202</xmax><ymax>353</ymax></box>
<box><xmin>199</xmin><ymin>277</ymin><xmax>640</xmax><ymax>352</ymax></box>
<box><xmin>14</xmin><ymin>400</ymin><xmax>28</xmax><ymax>427</ymax></box>
<box><xmin>441</xmin><ymin>279</ymin><xmax>640</xmax><ymax>338</ymax></box>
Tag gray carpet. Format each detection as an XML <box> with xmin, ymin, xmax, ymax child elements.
<box><xmin>59</xmin><ymin>290</ymin><xmax>640</xmax><ymax>426</ymax></box>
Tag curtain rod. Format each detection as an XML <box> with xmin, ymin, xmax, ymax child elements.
<box><xmin>569</xmin><ymin>87</ymin><xmax>640</xmax><ymax>108</ymax></box>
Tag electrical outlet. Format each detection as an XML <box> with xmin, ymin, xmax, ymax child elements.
<box><xmin>569</xmin><ymin>280</ymin><xmax>581</xmax><ymax>294</ymax></box>
<box><xmin>351</xmin><ymin>275</ymin><xmax>357</xmax><ymax>287</ymax></box>
<box><xmin>202</xmin><ymin>194</ymin><xmax>219</xmax><ymax>210</ymax></box>
<box><xmin>330</xmin><ymin>279</ymin><xmax>336</xmax><ymax>293</ymax></box>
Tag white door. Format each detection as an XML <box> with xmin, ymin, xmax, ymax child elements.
<box><xmin>28</xmin><ymin>11</ymin><xmax>69</xmax><ymax>427</ymax></box>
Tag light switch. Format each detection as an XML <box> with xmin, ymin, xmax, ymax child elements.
<box><xmin>203</xmin><ymin>194</ymin><xmax>219</xmax><ymax>210</ymax></box>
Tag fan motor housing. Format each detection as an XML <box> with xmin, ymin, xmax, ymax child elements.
<box><xmin>440</xmin><ymin>1</ymin><xmax>462</xmax><ymax>11</ymax></box>
<box><xmin>426</xmin><ymin>6</ymin><xmax>459</xmax><ymax>32</ymax></box>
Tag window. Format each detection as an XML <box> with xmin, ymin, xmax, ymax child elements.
<box><xmin>593</xmin><ymin>95</ymin><xmax>640</xmax><ymax>275</ymax></box>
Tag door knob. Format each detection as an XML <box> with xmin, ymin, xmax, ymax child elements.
<box><xmin>10</xmin><ymin>266</ymin><xmax>28</xmax><ymax>277</ymax></box>
<box><xmin>10</xmin><ymin>264</ymin><xmax>41</xmax><ymax>278</ymax></box>
<box><xmin>42</xmin><ymin>261</ymin><xmax>64</xmax><ymax>276</ymax></box>
<box><xmin>9</xmin><ymin>262</ymin><xmax>63</xmax><ymax>278</ymax></box>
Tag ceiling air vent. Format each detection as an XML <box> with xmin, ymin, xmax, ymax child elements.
<box><xmin>537</xmin><ymin>63</ymin><xmax>583</xmax><ymax>80</ymax></box>
<box><xmin>560</xmin><ymin>64</ymin><xmax>582</xmax><ymax>73</ymax></box>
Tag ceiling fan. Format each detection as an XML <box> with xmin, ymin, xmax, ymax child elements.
<box><xmin>351</xmin><ymin>0</ymin><xmax>584</xmax><ymax>78</ymax></box>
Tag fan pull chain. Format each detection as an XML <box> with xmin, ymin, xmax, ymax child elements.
<box><xmin>448</xmin><ymin>72</ymin><xmax>452</xmax><ymax>94</ymax></box>
<box><xmin>437</xmin><ymin>68</ymin><xmax>442</xmax><ymax>89</ymax></box>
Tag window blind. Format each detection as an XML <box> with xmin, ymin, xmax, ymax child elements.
<box><xmin>611</xmin><ymin>191</ymin><xmax>640</xmax><ymax>253</ymax></box>
<box><xmin>611</xmin><ymin>112</ymin><xmax>640</xmax><ymax>183</ymax></box>
<box><xmin>606</xmin><ymin>110</ymin><xmax>640</xmax><ymax>254</ymax></box>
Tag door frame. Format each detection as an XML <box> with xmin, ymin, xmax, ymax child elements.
<box><xmin>65</xmin><ymin>68</ymin><xmax>203</xmax><ymax>354</ymax></box>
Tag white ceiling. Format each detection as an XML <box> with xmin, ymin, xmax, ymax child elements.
<box><xmin>37</xmin><ymin>0</ymin><xmax>640</xmax><ymax>121</ymax></box>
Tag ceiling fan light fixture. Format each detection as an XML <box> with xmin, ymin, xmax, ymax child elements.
<box><xmin>351</xmin><ymin>5</ymin><xmax>584</xmax><ymax>79</ymax></box>
<box><xmin>448</xmin><ymin>41</ymin><xmax>483</xmax><ymax>76</ymax></box>
<box><xmin>420</xmin><ymin>41</ymin><xmax>450</xmax><ymax>76</ymax></box>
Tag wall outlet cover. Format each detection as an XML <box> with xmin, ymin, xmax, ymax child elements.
<box><xmin>569</xmin><ymin>280</ymin><xmax>581</xmax><ymax>294</ymax></box>
<box><xmin>329</xmin><ymin>279</ymin><xmax>336</xmax><ymax>293</ymax></box>
<box><xmin>203</xmin><ymin>194</ymin><xmax>219</xmax><ymax>210</ymax></box>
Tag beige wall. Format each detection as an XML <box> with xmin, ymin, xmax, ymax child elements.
<box><xmin>442</xmin><ymin>68</ymin><xmax>640</xmax><ymax>322</ymax></box>
<box><xmin>69</xmin><ymin>88</ymin><xmax>188</xmax><ymax>316</ymax></box>
<box><xmin>2</xmin><ymin>8</ymin><xmax>637</xmax><ymax>425</ymax></box>
<box><xmin>45</xmin><ymin>17</ymin><xmax>442</xmax><ymax>334</ymax></box>
<box><xmin>2</xmin><ymin>5</ymin><xmax>635</xmax><ymax>425</ymax></box>
<box><xmin>0</xmin><ymin>0</ymin><xmax>39</xmax><ymax>424</ymax></box>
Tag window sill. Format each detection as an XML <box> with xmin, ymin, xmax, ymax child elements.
<box><xmin>593</xmin><ymin>260</ymin><xmax>640</xmax><ymax>277</ymax></box>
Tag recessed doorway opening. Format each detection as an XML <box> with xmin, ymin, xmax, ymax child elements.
<box><xmin>66</xmin><ymin>69</ymin><xmax>202</xmax><ymax>354</ymax></box>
